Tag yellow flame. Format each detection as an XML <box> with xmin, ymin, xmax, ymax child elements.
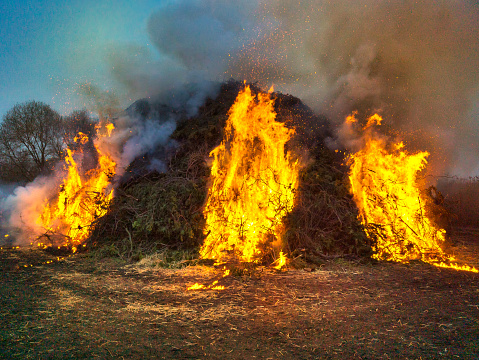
<box><xmin>363</xmin><ymin>113</ymin><xmax>382</xmax><ymax>129</ymax></box>
<box><xmin>211</xmin><ymin>285</ymin><xmax>226</xmax><ymax>290</ymax></box>
<box><xmin>37</xmin><ymin>122</ymin><xmax>116</xmax><ymax>252</ymax></box>
<box><xmin>433</xmin><ymin>261</ymin><xmax>478</xmax><ymax>273</ymax></box>
<box><xmin>348</xmin><ymin>114</ymin><xmax>477</xmax><ymax>272</ymax></box>
<box><xmin>199</xmin><ymin>86</ymin><xmax>299</xmax><ymax>263</ymax></box>
<box><xmin>273</xmin><ymin>250</ymin><xmax>286</xmax><ymax>270</ymax></box>
<box><xmin>187</xmin><ymin>283</ymin><xmax>206</xmax><ymax>290</ymax></box>
<box><xmin>345</xmin><ymin>111</ymin><xmax>358</xmax><ymax>124</ymax></box>
<box><xmin>187</xmin><ymin>278</ymin><xmax>226</xmax><ymax>291</ymax></box>
<box><xmin>106</xmin><ymin>123</ymin><xmax>115</xmax><ymax>137</ymax></box>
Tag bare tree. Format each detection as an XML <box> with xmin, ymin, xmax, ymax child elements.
<box><xmin>0</xmin><ymin>101</ymin><xmax>64</xmax><ymax>182</ymax></box>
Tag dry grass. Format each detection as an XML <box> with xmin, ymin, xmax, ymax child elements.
<box><xmin>1</xmin><ymin>233</ymin><xmax>479</xmax><ymax>359</ymax></box>
<box><xmin>50</xmin><ymin>287</ymin><xmax>84</xmax><ymax>309</ymax></box>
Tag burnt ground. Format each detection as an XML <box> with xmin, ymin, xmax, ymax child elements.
<box><xmin>1</xmin><ymin>231</ymin><xmax>479</xmax><ymax>360</ymax></box>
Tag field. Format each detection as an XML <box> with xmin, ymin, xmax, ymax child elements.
<box><xmin>1</xmin><ymin>230</ymin><xmax>478</xmax><ymax>360</ymax></box>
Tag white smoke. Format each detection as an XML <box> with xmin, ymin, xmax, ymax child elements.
<box><xmin>0</xmin><ymin>175</ymin><xmax>61</xmax><ymax>245</ymax></box>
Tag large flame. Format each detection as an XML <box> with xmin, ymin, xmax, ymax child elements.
<box><xmin>348</xmin><ymin>114</ymin><xmax>477</xmax><ymax>272</ymax></box>
<box><xmin>199</xmin><ymin>86</ymin><xmax>299</xmax><ymax>263</ymax></box>
<box><xmin>37</xmin><ymin>123</ymin><xmax>116</xmax><ymax>252</ymax></box>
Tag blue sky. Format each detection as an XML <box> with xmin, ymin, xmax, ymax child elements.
<box><xmin>0</xmin><ymin>0</ymin><xmax>161</xmax><ymax>117</ymax></box>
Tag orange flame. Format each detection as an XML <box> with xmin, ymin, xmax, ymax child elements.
<box><xmin>187</xmin><ymin>280</ymin><xmax>225</xmax><ymax>291</ymax></box>
<box><xmin>187</xmin><ymin>267</ymin><xmax>230</xmax><ymax>291</ymax></box>
<box><xmin>345</xmin><ymin>111</ymin><xmax>358</xmax><ymax>124</ymax></box>
<box><xmin>273</xmin><ymin>250</ymin><xmax>287</xmax><ymax>270</ymax></box>
<box><xmin>348</xmin><ymin>114</ymin><xmax>477</xmax><ymax>272</ymax></box>
<box><xmin>199</xmin><ymin>86</ymin><xmax>299</xmax><ymax>263</ymax></box>
<box><xmin>37</xmin><ymin>122</ymin><xmax>116</xmax><ymax>252</ymax></box>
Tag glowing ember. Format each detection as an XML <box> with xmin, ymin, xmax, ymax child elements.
<box><xmin>37</xmin><ymin>122</ymin><xmax>116</xmax><ymax>252</ymax></box>
<box><xmin>348</xmin><ymin>114</ymin><xmax>477</xmax><ymax>272</ymax></box>
<box><xmin>199</xmin><ymin>86</ymin><xmax>299</xmax><ymax>263</ymax></box>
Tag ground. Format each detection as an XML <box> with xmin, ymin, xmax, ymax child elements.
<box><xmin>1</xmin><ymin>230</ymin><xmax>479</xmax><ymax>360</ymax></box>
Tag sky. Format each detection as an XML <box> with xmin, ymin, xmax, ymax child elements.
<box><xmin>0</xmin><ymin>0</ymin><xmax>160</xmax><ymax>117</ymax></box>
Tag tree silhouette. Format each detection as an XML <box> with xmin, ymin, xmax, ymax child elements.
<box><xmin>0</xmin><ymin>101</ymin><xmax>63</xmax><ymax>182</ymax></box>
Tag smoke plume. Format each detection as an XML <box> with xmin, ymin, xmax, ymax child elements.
<box><xmin>67</xmin><ymin>0</ymin><xmax>479</xmax><ymax>175</ymax></box>
<box><xmin>106</xmin><ymin>0</ymin><xmax>258</xmax><ymax>101</ymax></box>
<box><xmin>230</xmin><ymin>0</ymin><xmax>479</xmax><ymax>176</ymax></box>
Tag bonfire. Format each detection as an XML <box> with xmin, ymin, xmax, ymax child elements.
<box><xmin>347</xmin><ymin>113</ymin><xmax>477</xmax><ymax>273</ymax></box>
<box><xmin>13</xmin><ymin>82</ymin><xmax>475</xmax><ymax>276</ymax></box>
<box><xmin>200</xmin><ymin>85</ymin><xmax>300</xmax><ymax>265</ymax></box>
<box><xmin>36</xmin><ymin>121</ymin><xmax>116</xmax><ymax>253</ymax></box>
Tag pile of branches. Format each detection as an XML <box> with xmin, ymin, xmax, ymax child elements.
<box><xmin>284</xmin><ymin>147</ymin><xmax>371</xmax><ymax>262</ymax></box>
<box><xmin>89</xmin><ymin>81</ymin><xmax>371</xmax><ymax>262</ymax></box>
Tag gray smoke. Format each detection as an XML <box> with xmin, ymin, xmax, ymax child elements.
<box><xmin>0</xmin><ymin>182</ymin><xmax>20</xmax><ymax>243</ymax></box>
<box><xmin>68</xmin><ymin>0</ymin><xmax>479</xmax><ymax>176</ymax></box>
<box><xmin>0</xmin><ymin>182</ymin><xmax>18</xmax><ymax>199</ymax></box>
<box><xmin>111</xmin><ymin>80</ymin><xmax>220</xmax><ymax>175</ymax></box>
<box><xmin>106</xmin><ymin>0</ymin><xmax>258</xmax><ymax>101</ymax></box>
<box><xmin>229</xmin><ymin>0</ymin><xmax>479</xmax><ymax>176</ymax></box>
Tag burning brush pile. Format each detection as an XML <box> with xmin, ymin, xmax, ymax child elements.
<box><xmin>346</xmin><ymin>113</ymin><xmax>477</xmax><ymax>272</ymax></box>
<box><xmin>0</xmin><ymin>120</ymin><xmax>117</xmax><ymax>254</ymax></box>
<box><xmin>36</xmin><ymin>123</ymin><xmax>116</xmax><ymax>253</ymax></box>
<box><xmin>89</xmin><ymin>81</ymin><xmax>369</xmax><ymax>265</ymax></box>
<box><xmin>90</xmin><ymin>82</ymin><xmax>479</xmax><ymax>273</ymax></box>
<box><xmin>2</xmin><ymin>80</ymin><xmax>476</xmax><ymax>273</ymax></box>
